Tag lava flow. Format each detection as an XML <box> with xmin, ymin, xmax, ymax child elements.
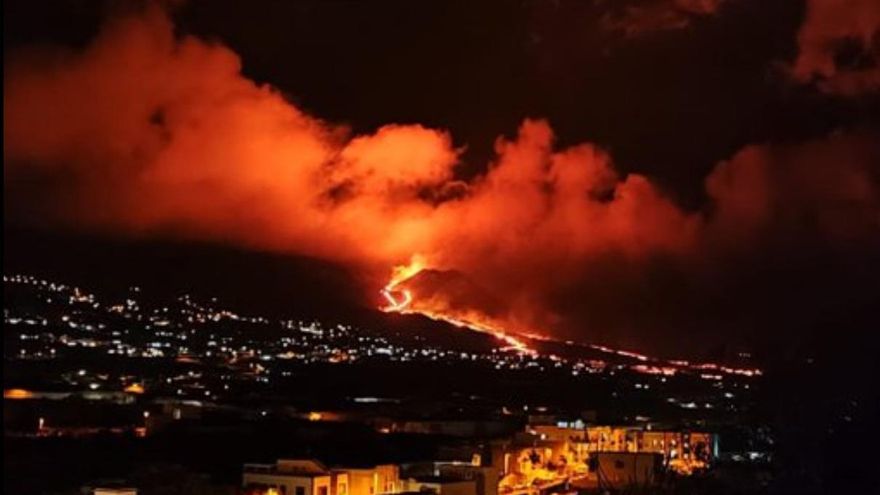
<box><xmin>380</xmin><ymin>256</ymin><xmax>425</xmax><ymax>312</ymax></box>
<box><xmin>379</xmin><ymin>259</ymin><xmax>762</xmax><ymax>377</ymax></box>
<box><xmin>380</xmin><ymin>257</ymin><xmax>535</xmax><ymax>355</ymax></box>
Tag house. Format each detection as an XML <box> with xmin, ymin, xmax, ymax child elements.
<box><xmin>242</xmin><ymin>460</ymin><xmax>344</xmax><ymax>495</ymax></box>
<box><xmin>347</xmin><ymin>464</ymin><xmax>403</xmax><ymax>495</ymax></box>
<box><xmin>242</xmin><ymin>459</ymin><xmax>400</xmax><ymax>495</ymax></box>
<box><xmin>401</xmin><ymin>462</ymin><xmax>498</xmax><ymax>495</ymax></box>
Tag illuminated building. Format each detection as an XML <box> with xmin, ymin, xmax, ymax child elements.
<box><xmin>243</xmin><ymin>460</ymin><xmax>401</xmax><ymax>495</ymax></box>
<box><xmin>493</xmin><ymin>432</ymin><xmax>589</xmax><ymax>495</ymax></box>
<box><xmin>490</xmin><ymin>422</ymin><xmax>718</xmax><ymax>493</ymax></box>
<box><xmin>533</xmin><ymin>424</ymin><xmax>717</xmax><ymax>475</ymax></box>
<box><xmin>346</xmin><ymin>464</ymin><xmax>403</xmax><ymax>495</ymax></box>
<box><xmin>402</xmin><ymin>462</ymin><xmax>498</xmax><ymax>495</ymax></box>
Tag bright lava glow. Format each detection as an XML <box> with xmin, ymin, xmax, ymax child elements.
<box><xmin>378</xmin><ymin>259</ymin><xmax>762</xmax><ymax>373</ymax></box>
<box><xmin>380</xmin><ymin>255</ymin><xmax>423</xmax><ymax>312</ymax></box>
<box><xmin>379</xmin><ymin>257</ymin><xmax>536</xmax><ymax>355</ymax></box>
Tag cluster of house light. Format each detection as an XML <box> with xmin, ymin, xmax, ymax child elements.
<box><xmin>6</xmin><ymin>273</ymin><xmax>758</xmax><ymax>409</ymax></box>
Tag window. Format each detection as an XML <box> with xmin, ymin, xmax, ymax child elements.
<box><xmin>319</xmin><ymin>486</ymin><xmax>328</xmax><ymax>495</ymax></box>
<box><xmin>339</xmin><ymin>483</ymin><xmax>347</xmax><ymax>495</ymax></box>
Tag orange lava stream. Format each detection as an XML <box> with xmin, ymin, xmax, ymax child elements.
<box><xmin>379</xmin><ymin>258</ymin><xmax>761</xmax><ymax>376</ymax></box>
<box><xmin>380</xmin><ymin>258</ymin><xmax>536</xmax><ymax>355</ymax></box>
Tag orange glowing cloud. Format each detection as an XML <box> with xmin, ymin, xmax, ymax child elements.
<box><xmin>706</xmin><ymin>131</ymin><xmax>880</xmax><ymax>245</ymax></box>
<box><xmin>4</xmin><ymin>7</ymin><xmax>698</xmax><ymax>262</ymax></box>
<box><xmin>5</xmin><ymin>6</ymin><xmax>879</xmax><ymax>348</ymax></box>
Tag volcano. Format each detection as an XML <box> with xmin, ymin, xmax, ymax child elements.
<box><xmin>397</xmin><ymin>268</ymin><xmax>506</xmax><ymax>320</ymax></box>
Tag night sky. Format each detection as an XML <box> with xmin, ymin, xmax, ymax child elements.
<box><xmin>4</xmin><ymin>0</ymin><xmax>880</xmax><ymax>358</ymax></box>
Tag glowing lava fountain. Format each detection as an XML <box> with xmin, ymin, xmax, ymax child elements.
<box><xmin>380</xmin><ymin>257</ymin><xmax>535</xmax><ymax>355</ymax></box>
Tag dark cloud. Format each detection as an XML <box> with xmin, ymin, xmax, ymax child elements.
<box><xmin>600</xmin><ymin>0</ymin><xmax>726</xmax><ymax>37</ymax></box>
<box><xmin>790</xmin><ymin>0</ymin><xmax>880</xmax><ymax>95</ymax></box>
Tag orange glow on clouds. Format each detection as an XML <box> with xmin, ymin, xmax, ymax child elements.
<box><xmin>4</xmin><ymin>6</ymin><xmax>879</xmax><ymax>351</ymax></box>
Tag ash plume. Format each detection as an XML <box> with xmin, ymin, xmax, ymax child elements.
<box><xmin>5</xmin><ymin>5</ymin><xmax>879</xmax><ymax>354</ymax></box>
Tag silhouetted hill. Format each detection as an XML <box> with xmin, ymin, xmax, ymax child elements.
<box><xmin>3</xmin><ymin>227</ymin><xmax>505</xmax><ymax>352</ymax></box>
<box><xmin>4</xmin><ymin>227</ymin><xmax>363</xmax><ymax>320</ymax></box>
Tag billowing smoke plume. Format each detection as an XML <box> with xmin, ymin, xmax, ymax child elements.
<box><xmin>791</xmin><ymin>0</ymin><xmax>880</xmax><ymax>95</ymax></box>
<box><xmin>5</xmin><ymin>6</ymin><xmax>879</xmax><ymax>352</ymax></box>
<box><xmin>603</xmin><ymin>0</ymin><xmax>880</xmax><ymax>97</ymax></box>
